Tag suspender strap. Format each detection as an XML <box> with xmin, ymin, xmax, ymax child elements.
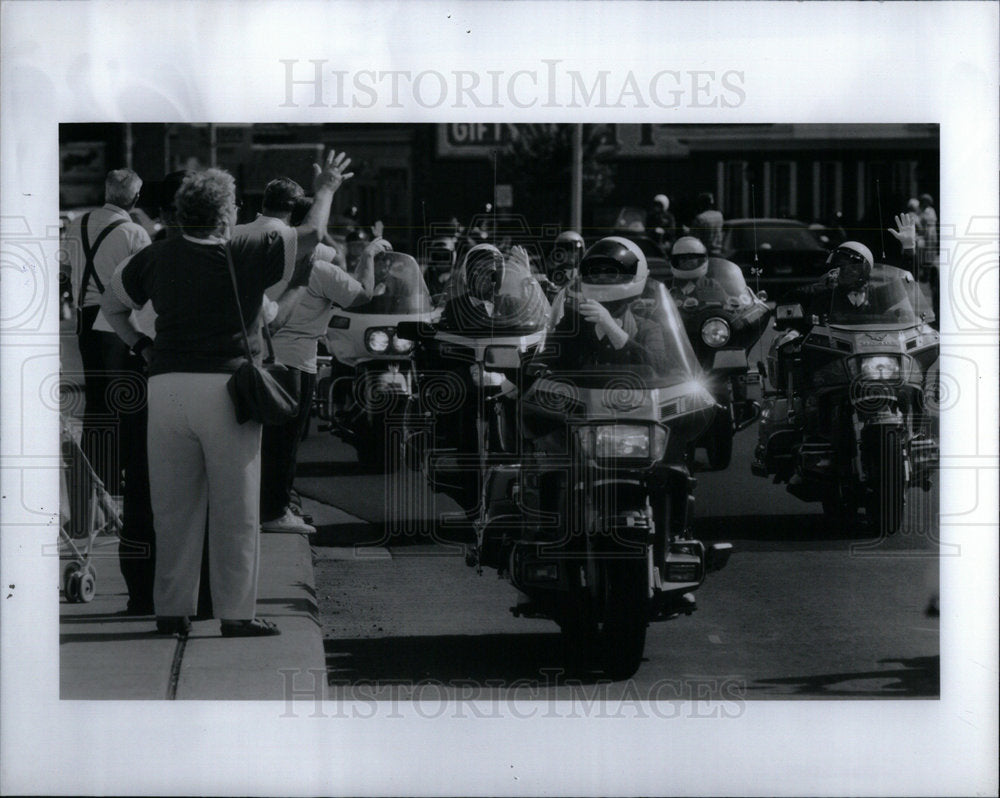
<box><xmin>78</xmin><ymin>212</ymin><xmax>128</xmax><ymax>307</ymax></box>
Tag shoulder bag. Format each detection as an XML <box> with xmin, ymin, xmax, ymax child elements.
<box><xmin>223</xmin><ymin>243</ymin><xmax>299</xmax><ymax>425</ymax></box>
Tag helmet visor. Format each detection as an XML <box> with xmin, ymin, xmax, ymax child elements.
<box><xmin>581</xmin><ymin>255</ymin><xmax>638</xmax><ymax>285</ymax></box>
<box><xmin>831</xmin><ymin>249</ymin><xmax>870</xmax><ymax>286</ymax></box>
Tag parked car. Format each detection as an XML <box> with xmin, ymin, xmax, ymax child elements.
<box><xmin>720</xmin><ymin>218</ymin><xmax>831</xmax><ymax>291</ymax></box>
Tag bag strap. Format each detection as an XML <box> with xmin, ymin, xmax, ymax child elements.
<box><xmin>223</xmin><ymin>243</ymin><xmax>255</xmax><ymax>362</ymax></box>
<box><xmin>261</xmin><ymin>318</ymin><xmax>278</xmax><ymax>364</ymax></box>
<box><xmin>78</xmin><ymin>213</ymin><xmax>127</xmax><ymax>307</ymax></box>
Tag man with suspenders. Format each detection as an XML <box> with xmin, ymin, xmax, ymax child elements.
<box><xmin>66</xmin><ymin>169</ymin><xmax>151</xmax><ymax>490</ymax></box>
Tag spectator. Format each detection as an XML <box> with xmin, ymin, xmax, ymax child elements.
<box><xmin>260</xmin><ymin>237</ymin><xmax>382</xmax><ymax>533</ymax></box>
<box><xmin>691</xmin><ymin>191</ymin><xmax>724</xmax><ymax>255</ymax></box>
<box><xmin>102</xmin><ymin>171</ymin><xmax>215</xmax><ymax>619</ymax></box>
<box><xmin>919</xmin><ymin>193</ymin><xmax>938</xmax><ymax>257</ymax></box>
<box><xmin>66</xmin><ymin>168</ymin><xmax>151</xmax><ymax>489</ymax></box>
<box><xmin>107</xmin><ymin>155</ymin><xmax>350</xmax><ymax>637</ymax></box>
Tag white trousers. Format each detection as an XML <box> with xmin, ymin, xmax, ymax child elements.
<box><xmin>148</xmin><ymin>372</ymin><xmax>262</xmax><ymax>619</ymax></box>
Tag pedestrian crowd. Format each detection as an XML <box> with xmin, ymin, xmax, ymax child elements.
<box><xmin>66</xmin><ymin>152</ymin><xmax>371</xmax><ymax>636</ymax></box>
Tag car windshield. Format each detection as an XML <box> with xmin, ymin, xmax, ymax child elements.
<box><xmin>438</xmin><ymin>244</ymin><xmax>550</xmax><ymax>334</ymax></box>
<box><xmin>828</xmin><ymin>264</ymin><xmax>931</xmax><ymax>327</ymax></box>
<box><xmin>348</xmin><ymin>252</ymin><xmax>432</xmax><ymax>315</ymax></box>
<box><xmin>726</xmin><ymin>223</ymin><xmax>825</xmax><ymax>253</ymax></box>
<box><xmin>537</xmin><ymin>278</ymin><xmax>702</xmax><ymax>388</ymax></box>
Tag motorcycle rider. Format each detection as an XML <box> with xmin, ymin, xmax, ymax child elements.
<box><xmin>646</xmin><ymin>194</ymin><xmax>678</xmax><ymax>248</ymax></box>
<box><xmin>542</xmin><ymin>230</ymin><xmax>585</xmax><ymax>301</ymax></box>
<box><xmin>758</xmin><ymin>214</ymin><xmax>919</xmax><ymax>467</ymax></box>
<box><xmin>691</xmin><ymin>192</ymin><xmax>724</xmax><ymax>255</ymax></box>
<box><xmin>440</xmin><ymin>243</ymin><xmax>546</xmax><ymax>332</ymax></box>
<box><xmin>547</xmin><ymin>236</ymin><xmax>668</xmax><ymax>373</ymax></box>
<box><xmin>668</xmin><ymin>236</ymin><xmax>724</xmax><ymax>306</ymax></box>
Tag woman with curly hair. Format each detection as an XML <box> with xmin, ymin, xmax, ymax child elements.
<box><xmin>106</xmin><ymin>156</ymin><xmax>351</xmax><ymax>637</ymax></box>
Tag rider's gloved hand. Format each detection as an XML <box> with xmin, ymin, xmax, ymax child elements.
<box><xmin>888</xmin><ymin>212</ymin><xmax>918</xmax><ymax>251</ymax></box>
<box><xmin>580</xmin><ymin>299</ymin><xmax>629</xmax><ymax>350</ymax></box>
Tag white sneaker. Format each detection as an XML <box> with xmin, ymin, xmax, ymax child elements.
<box><xmin>261</xmin><ymin>508</ymin><xmax>316</xmax><ymax>535</ymax></box>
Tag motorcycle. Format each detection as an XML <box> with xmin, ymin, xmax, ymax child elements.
<box><xmin>402</xmin><ymin>268</ymin><xmax>731</xmax><ymax>679</ymax></box>
<box><xmin>398</xmin><ymin>245</ymin><xmax>549</xmax><ymax>512</ymax></box>
<box><xmin>752</xmin><ymin>263</ymin><xmax>939</xmax><ymax>535</ymax></box>
<box><xmin>315</xmin><ymin>252</ymin><xmax>436</xmax><ymax>470</ymax></box>
<box><xmin>671</xmin><ymin>257</ymin><xmax>772</xmax><ymax>470</ymax></box>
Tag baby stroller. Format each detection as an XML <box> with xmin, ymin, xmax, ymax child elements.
<box><xmin>60</xmin><ymin>416</ymin><xmax>123</xmax><ymax>602</ymax></box>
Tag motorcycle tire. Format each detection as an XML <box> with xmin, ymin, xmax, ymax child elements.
<box><xmin>705</xmin><ymin>406</ymin><xmax>734</xmax><ymax>471</ymax></box>
<box><xmin>865</xmin><ymin>428</ymin><xmax>906</xmax><ymax>537</ymax></box>
<box><xmin>599</xmin><ymin>558</ymin><xmax>649</xmax><ymax>680</ymax></box>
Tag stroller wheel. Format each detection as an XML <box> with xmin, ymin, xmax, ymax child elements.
<box><xmin>78</xmin><ymin>569</ymin><xmax>96</xmax><ymax>603</ymax></box>
<box><xmin>65</xmin><ymin>571</ymin><xmax>81</xmax><ymax>603</ymax></box>
<box><xmin>62</xmin><ymin>563</ymin><xmax>77</xmax><ymax>596</ymax></box>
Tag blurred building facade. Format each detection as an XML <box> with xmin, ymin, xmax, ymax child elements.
<box><xmin>60</xmin><ymin>123</ymin><xmax>938</xmax><ymax>254</ymax></box>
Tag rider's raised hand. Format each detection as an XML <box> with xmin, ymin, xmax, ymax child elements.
<box><xmin>888</xmin><ymin>212</ymin><xmax>917</xmax><ymax>251</ymax></box>
<box><xmin>313</xmin><ymin>149</ymin><xmax>355</xmax><ymax>194</ymax></box>
<box><xmin>580</xmin><ymin>299</ymin><xmax>629</xmax><ymax>349</ymax></box>
<box><xmin>509</xmin><ymin>244</ymin><xmax>531</xmax><ymax>271</ymax></box>
<box><xmin>363</xmin><ymin>237</ymin><xmax>393</xmax><ymax>260</ymax></box>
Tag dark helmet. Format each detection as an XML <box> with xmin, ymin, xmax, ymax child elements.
<box><xmin>571</xmin><ymin>236</ymin><xmax>649</xmax><ymax>304</ymax></box>
<box><xmin>548</xmin><ymin>230</ymin><xmax>585</xmax><ymax>284</ymax></box>
<box><xmin>347</xmin><ymin>228</ymin><xmax>372</xmax><ymax>245</ymax></box>
<box><xmin>670</xmin><ymin>236</ymin><xmax>709</xmax><ymax>281</ymax></box>
<box><xmin>828</xmin><ymin>241</ymin><xmax>874</xmax><ymax>289</ymax></box>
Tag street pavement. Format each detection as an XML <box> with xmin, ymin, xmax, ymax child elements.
<box><xmin>58</xmin><ymin>319</ymin><xmax>940</xmax><ymax>701</ymax></box>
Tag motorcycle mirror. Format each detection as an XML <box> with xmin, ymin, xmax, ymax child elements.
<box><xmin>485</xmin><ymin>345</ymin><xmax>521</xmax><ymax>369</ymax></box>
<box><xmin>395</xmin><ymin>320</ymin><xmax>435</xmax><ymax>341</ymax></box>
<box><xmin>757</xmin><ymin>290</ymin><xmax>768</xmax><ymax>302</ymax></box>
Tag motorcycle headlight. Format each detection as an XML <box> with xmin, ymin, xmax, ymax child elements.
<box><xmin>579</xmin><ymin>424</ymin><xmax>667</xmax><ymax>461</ymax></box>
<box><xmin>470</xmin><ymin>366</ymin><xmax>506</xmax><ymax>387</ymax></box>
<box><xmin>860</xmin><ymin>355</ymin><xmax>900</xmax><ymax>381</ymax></box>
<box><xmin>701</xmin><ymin>317</ymin><xmax>731</xmax><ymax>347</ymax></box>
<box><xmin>365</xmin><ymin>328</ymin><xmax>390</xmax><ymax>353</ymax></box>
<box><xmin>391</xmin><ymin>333</ymin><xmax>414</xmax><ymax>353</ymax></box>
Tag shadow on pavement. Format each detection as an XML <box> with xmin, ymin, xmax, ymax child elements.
<box><xmin>296</xmin><ymin>460</ymin><xmax>383</xmax><ymax>479</ymax></box>
<box><xmin>312</xmin><ymin>521</ymin><xmax>473</xmax><ymax>549</ymax></box>
<box><xmin>751</xmin><ymin>655</ymin><xmax>939</xmax><ymax>697</ymax></box>
<box><xmin>324</xmin><ymin>632</ymin><xmax>600</xmax><ymax>687</ymax></box>
<box><xmin>695</xmin><ymin>513</ymin><xmax>885</xmax><ymax>547</ymax></box>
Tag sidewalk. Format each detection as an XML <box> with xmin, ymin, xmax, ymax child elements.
<box><xmin>59</xmin><ymin>497</ymin><xmax>369</xmax><ymax>700</ymax></box>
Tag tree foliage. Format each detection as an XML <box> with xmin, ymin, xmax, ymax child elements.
<box><xmin>498</xmin><ymin>124</ymin><xmax>616</xmax><ymax>230</ymax></box>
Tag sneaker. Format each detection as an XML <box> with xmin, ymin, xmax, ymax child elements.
<box><xmin>260</xmin><ymin>508</ymin><xmax>315</xmax><ymax>535</ymax></box>
<box><xmin>220</xmin><ymin>618</ymin><xmax>281</xmax><ymax>637</ymax></box>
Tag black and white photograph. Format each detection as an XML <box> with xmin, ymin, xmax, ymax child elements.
<box><xmin>1</xmin><ymin>3</ymin><xmax>997</xmax><ymax>796</ymax></box>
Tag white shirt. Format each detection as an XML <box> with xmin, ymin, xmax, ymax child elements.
<box><xmin>66</xmin><ymin>203</ymin><xmax>151</xmax><ymax>329</ymax></box>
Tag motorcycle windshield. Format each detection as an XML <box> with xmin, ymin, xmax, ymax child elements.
<box><xmin>827</xmin><ymin>264</ymin><xmax>929</xmax><ymax>328</ymax></box>
<box><xmin>439</xmin><ymin>243</ymin><xmax>550</xmax><ymax>334</ymax></box>
<box><xmin>539</xmin><ymin>278</ymin><xmax>703</xmax><ymax>389</ymax></box>
<box><xmin>347</xmin><ymin>252</ymin><xmax>433</xmax><ymax>315</ymax></box>
<box><xmin>673</xmin><ymin>258</ymin><xmax>757</xmax><ymax>308</ymax></box>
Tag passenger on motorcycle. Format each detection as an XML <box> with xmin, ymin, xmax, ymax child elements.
<box><xmin>548</xmin><ymin>236</ymin><xmax>669</xmax><ymax>372</ymax></box>
<box><xmin>541</xmin><ymin>230</ymin><xmax>585</xmax><ymax>301</ymax></box>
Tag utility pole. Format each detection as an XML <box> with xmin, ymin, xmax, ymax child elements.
<box><xmin>571</xmin><ymin>123</ymin><xmax>583</xmax><ymax>232</ymax></box>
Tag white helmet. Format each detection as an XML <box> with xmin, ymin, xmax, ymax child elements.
<box><xmin>653</xmin><ymin>194</ymin><xmax>669</xmax><ymax>211</ymax></box>
<box><xmin>570</xmin><ymin>236</ymin><xmax>649</xmax><ymax>303</ymax></box>
<box><xmin>670</xmin><ymin>236</ymin><xmax>709</xmax><ymax>281</ymax></box>
<box><xmin>827</xmin><ymin>241</ymin><xmax>874</xmax><ymax>288</ymax></box>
